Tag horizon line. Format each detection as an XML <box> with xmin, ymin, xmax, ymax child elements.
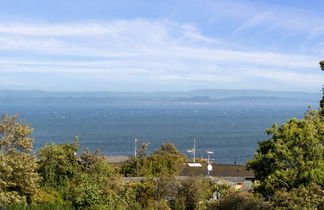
<box><xmin>0</xmin><ymin>88</ymin><xmax>321</xmax><ymax>94</ymax></box>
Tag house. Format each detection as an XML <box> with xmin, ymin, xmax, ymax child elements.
<box><xmin>178</xmin><ymin>162</ymin><xmax>255</xmax><ymax>191</ymax></box>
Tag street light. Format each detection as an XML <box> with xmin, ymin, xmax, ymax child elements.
<box><xmin>206</xmin><ymin>151</ymin><xmax>214</xmax><ymax>176</ymax></box>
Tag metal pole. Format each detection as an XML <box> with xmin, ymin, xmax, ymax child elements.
<box><xmin>134</xmin><ymin>138</ymin><xmax>137</xmax><ymax>158</ymax></box>
<box><xmin>207</xmin><ymin>153</ymin><xmax>210</xmax><ymax>176</ymax></box>
<box><xmin>206</xmin><ymin>151</ymin><xmax>214</xmax><ymax>176</ymax></box>
<box><xmin>193</xmin><ymin>138</ymin><xmax>196</xmax><ymax>163</ymax></box>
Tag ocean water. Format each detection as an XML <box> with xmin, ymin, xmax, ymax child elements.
<box><xmin>0</xmin><ymin>103</ymin><xmax>315</xmax><ymax>164</ymax></box>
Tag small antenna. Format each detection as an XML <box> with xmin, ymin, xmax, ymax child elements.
<box><xmin>186</xmin><ymin>138</ymin><xmax>202</xmax><ymax>167</ymax></box>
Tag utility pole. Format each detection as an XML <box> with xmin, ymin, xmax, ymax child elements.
<box><xmin>134</xmin><ymin>138</ymin><xmax>138</xmax><ymax>158</ymax></box>
<box><xmin>186</xmin><ymin>138</ymin><xmax>200</xmax><ymax>165</ymax></box>
<box><xmin>193</xmin><ymin>138</ymin><xmax>196</xmax><ymax>163</ymax></box>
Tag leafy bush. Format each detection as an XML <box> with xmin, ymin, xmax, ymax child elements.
<box><xmin>207</xmin><ymin>191</ymin><xmax>271</xmax><ymax>210</ymax></box>
<box><xmin>31</xmin><ymin>188</ymin><xmax>63</xmax><ymax>205</ymax></box>
<box><xmin>271</xmin><ymin>184</ymin><xmax>324</xmax><ymax>210</ymax></box>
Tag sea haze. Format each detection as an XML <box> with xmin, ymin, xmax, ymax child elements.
<box><xmin>0</xmin><ymin>99</ymin><xmax>319</xmax><ymax>164</ymax></box>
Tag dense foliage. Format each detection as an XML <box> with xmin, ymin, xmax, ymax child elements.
<box><xmin>206</xmin><ymin>191</ymin><xmax>271</xmax><ymax>210</ymax></box>
<box><xmin>121</xmin><ymin>142</ymin><xmax>187</xmax><ymax>177</ymax></box>
<box><xmin>37</xmin><ymin>138</ymin><xmax>80</xmax><ymax>188</ymax></box>
<box><xmin>271</xmin><ymin>184</ymin><xmax>324</xmax><ymax>209</ymax></box>
<box><xmin>247</xmin><ymin>109</ymin><xmax>324</xmax><ymax>197</ymax></box>
<box><xmin>0</xmin><ymin>114</ymin><xmax>39</xmax><ymax>206</ymax></box>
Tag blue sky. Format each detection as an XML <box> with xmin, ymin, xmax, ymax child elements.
<box><xmin>0</xmin><ymin>0</ymin><xmax>323</xmax><ymax>92</ymax></box>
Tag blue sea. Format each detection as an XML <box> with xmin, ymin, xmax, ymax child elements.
<box><xmin>0</xmin><ymin>103</ymin><xmax>315</xmax><ymax>164</ymax></box>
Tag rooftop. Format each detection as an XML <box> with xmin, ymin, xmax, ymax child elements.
<box><xmin>178</xmin><ymin>163</ymin><xmax>254</xmax><ymax>178</ymax></box>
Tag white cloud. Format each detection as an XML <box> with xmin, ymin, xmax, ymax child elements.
<box><xmin>0</xmin><ymin>36</ymin><xmax>63</xmax><ymax>50</ymax></box>
<box><xmin>0</xmin><ymin>19</ymin><xmax>322</xmax><ymax>91</ymax></box>
<box><xmin>0</xmin><ymin>22</ymin><xmax>115</xmax><ymax>36</ymax></box>
<box><xmin>0</xmin><ymin>20</ymin><xmax>317</xmax><ymax>68</ymax></box>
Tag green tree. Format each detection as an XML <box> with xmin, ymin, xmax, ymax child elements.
<box><xmin>154</xmin><ymin>142</ymin><xmax>188</xmax><ymax>162</ymax></box>
<box><xmin>207</xmin><ymin>190</ymin><xmax>271</xmax><ymax>210</ymax></box>
<box><xmin>247</xmin><ymin>109</ymin><xmax>324</xmax><ymax>197</ymax></box>
<box><xmin>320</xmin><ymin>60</ymin><xmax>324</xmax><ymax>71</ymax></box>
<box><xmin>320</xmin><ymin>60</ymin><xmax>324</xmax><ymax>116</ymax></box>
<box><xmin>122</xmin><ymin>142</ymin><xmax>186</xmax><ymax>177</ymax></box>
<box><xmin>155</xmin><ymin>143</ymin><xmax>181</xmax><ymax>155</ymax></box>
<box><xmin>64</xmin><ymin>148</ymin><xmax>131</xmax><ymax>209</ymax></box>
<box><xmin>174</xmin><ymin>177</ymin><xmax>207</xmax><ymax>210</ymax></box>
<box><xmin>37</xmin><ymin>137</ymin><xmax>80</xmax><ymax>189</ymax></box>
<box><xmin>79</xmin><ymin>148</ymin><xmax>114</xmax><ymax>176</ymax></box>
<box><xmin>170</xmin><ymin>177</ymin><xmax>228</xmax><ymax>210</ymax></box>
<box><xmin>0</xmin><ymin>114</ymin><xmax>40</xmax><ymax>205</ymax></box>
<box><xmin>122</xmin><ymin>154</ymin><xmax>180</xmax><ymax>177</ymax></box>
<box><xmin>271</xmin><ymin>184</ymin><xmax>324</xmax><ymax>210</ymax></box>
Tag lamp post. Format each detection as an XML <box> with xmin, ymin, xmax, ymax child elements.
<box><xmin>206</xmin><ymin>151</ymin><xmax>214</xmax><ymax>176</ymax></box>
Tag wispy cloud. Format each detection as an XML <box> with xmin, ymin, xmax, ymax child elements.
<box><xmin>205</xmin><ymin>0</ymin><xmax>324</xmax><ymax>54</ymax></box>
<box><xmin>207</xmin><ymin>1</ymin><xmax>323</xmax><ymax>33</ymax></box>
<box><xmin>0</xmin><ymin>18</ymin><xmax>322</xmax><ymax>91</ymax></box>
<box><xmin>0</xmin><ymin>22</ymin><xmax>117</xmax><ymax>36</ymax></box>
<box><xmin>0</xmin><ymin>21</ymin><xmax>318</xmax><ymax>65</ymax></box>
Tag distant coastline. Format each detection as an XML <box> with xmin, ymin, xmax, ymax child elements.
<box><xmin>0</xmin><ymin>89</ymin><xmax>320</xmax><ymax>105</ymax></box>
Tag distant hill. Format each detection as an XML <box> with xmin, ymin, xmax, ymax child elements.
<box><xmin>0</xmin><ymin>89</ymin><xmax>320</xmax><ymax>105</ymax></box>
